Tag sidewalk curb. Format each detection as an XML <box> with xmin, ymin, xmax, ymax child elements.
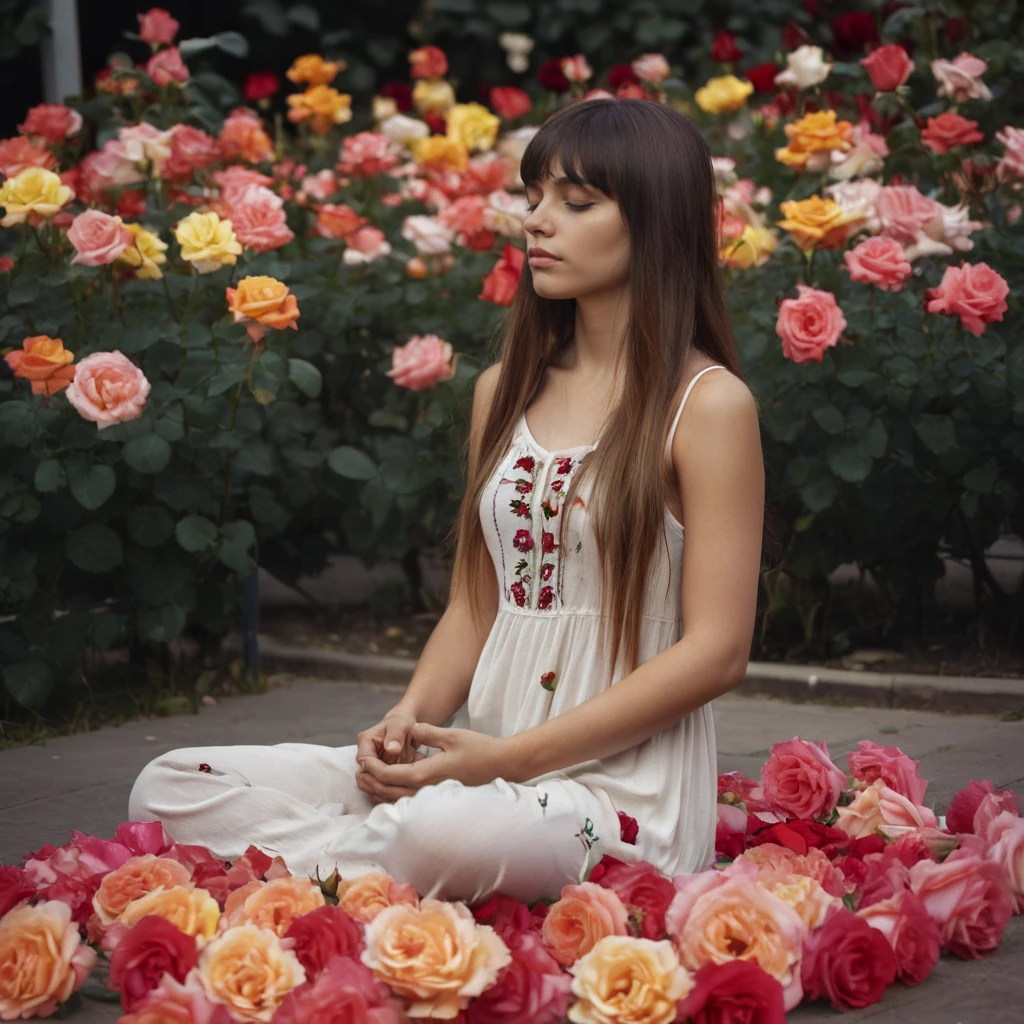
<box><xmin>227</xmin><ymin>635</ymin><xmax>1024</xmax><ymax>714</ymax></box>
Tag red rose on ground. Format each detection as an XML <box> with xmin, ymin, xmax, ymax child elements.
<box><xmin>711</xmin><ymin>31</ymin><xmax>742</xmax><ymax>63</ymax></box>
<box><xmin>618</xmin><ymin>812</ymin><xmax>639</xmax><ymax>845</ymax></box>
<box><xmin>472</xmin><ymin>893</ymin><xmax>547</xmax><ymax>945</ymax></box>
<box><xmin>856</xmin><ymin>890</ymin><xmax>941</xmax><ymax>986</ymax></box>
<box><xmin>801</xmin><ymin>909</ymin><xmax>896</xmax><ymax>1010</ymax></box>
<box><xmin>749</xmin><ymin>820</ymin><xmax>849</xmax><ymax>857</ymax></box>
<box><xmin>244</xmin><ymin>71</ymin><xmax>280</xmax><ymax>101</ymax></box>
<box><xmin>272</xmin><ymin>954</ymin><xmax>404</xmax><ymax>1024</ymax></box>
<box><xmin>0</xmin><ymin>865</ymin><xmax>36</xmax><ymax>916</ymax></box>
<box><xmin>108</xmin><ymin>915</ymin><xmax>199</xmax><ymax>1011</ymax></box>
<box><xmin>946</xmin><ymin>779</ymin><xmax>1018</xmax><ymax>835</ymax></box>
<box><xmin>490</xmin><ymin>86</ymin><xmax>532</xmax><ymax>119</ymax></box>
<box><xmin>587</xmin><ymin>856</ymin><xmax>675</xmax><ymax>940</ymax></box>
<box><xmin>536</xmin><ymin>58</ymin><xmax>571</xmax><ymax>93</ymax></box>
<box><xmin>745</xmin><ymin>62</ymin><xmax>780</xmax><ymax>93</ymax></box>
<box><xmin>284</xmin><ymin>904</ymin><xmax>364</xmax><ymax>978</ymax></box>
<box><xmin>679</xmin><ymin>960</ymin><xmax>787</xmax><ymax>1024</ymax></box>
<box><xmin>832</xmin><ymin>11</ymin><xmax>879</xmax><ymax>51</ymax></box>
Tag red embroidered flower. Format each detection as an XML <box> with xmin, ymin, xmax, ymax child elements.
<box><xmin>555</xmin><ymin>457</ymin><xmax>573</xmax><ymax>474</ymax></box>
<box><xmin>541</xmin><ymin>562</ymin><xmax>554</xmax><ymax>580</ymax></box>
<box><xmin>510</xmin><ymin>581</ymin><xmax>526</xmax><ymax>607</ymax></box>
<box><xmin>540</xmin><ymin>671</ymin><xmax>557</xmax><ymax>691</ymax></box>
<box><xmin>550</xmin><ymin>478</ymin><xmax>564</xmax><ymax>491</ymax></box>
<box><xmin>510</xmin><ymin>498</ymin><xmax>531</xmax><ymax>519</ymax></box>
<box><xmin>538</xmin><ymin>586</ymin><xmax>554</xmax><ymax>609</ymax></box>
<box><xmin>541</xmin><ymin>500</ymin><xmax>558</xmax><ymax>519</ymax></box>
<box><xmin>515</xmin><ymin>478</ymin><xmax>533</xmax><ymax>494</ymax></box>
<box><xmin>541</xmin><ymin>531</ymin><xmax>556</xmax><ymax>553</ymax></box>
<box><xmin>514</xmin><ymin>456</ymin><xmax>535</xmax><ymax>473</ymax></box>
<box><xmin>513</xmin><ymin>529</ymin><xmax>534</xmax><ymax>552</ymax></box>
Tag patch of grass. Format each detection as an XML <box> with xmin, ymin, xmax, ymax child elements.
<box><xmin>878</xmin><ymin>725</ymin><xmax>900</xmax><ymax>734</ymax></box>
<box><xmin>1000</xmin><ymin>706</ymin><xmax>1024</xmax><ymax>722</ymax></box>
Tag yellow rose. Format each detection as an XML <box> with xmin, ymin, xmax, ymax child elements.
<box><xmin>694</xmin><ymin>75</ymin><xmax>754</xmax><ymax>114</ymax></box>
<box><xmin>119</xmin><ymin>885</ymin><xmax>221</xmax><ymax>943</ymax></box>
<box><xmin>360</xmin><ymin>897</ymin><xmax>511</xmax><ymax>1018</ymax></box>
<box><xmin>446</xmin><ymin>101</ymin><xmax>500</xmax><ymax>153</ymax></box>
<box><xmin>115</xmin><ymin>223</ymin><xmax>169</xmax><ymax>280</ymax></box>
<box><xmin>197</xmin><ymin>924</ymin><xmax>304</xmax><ymax>1022</ymax></box>
<box><xmin>568</xmin><ymin>935</ymin><xmax>693</xmax><ymax>1024</ymax></box>
<box><xmin>775</xmin><ymin>110</ymin><xmax>853</xmax><ymax>171</ymax></box>
<box><xmin>286</xmin><ymin>85</ymin><xmax>352</xmax><ymax>134</ymax></box>
<box><xmin>0</xmin><ymin>167</ymin><xmax>72</xmax><ymax>227</ymax></box>
<box><xmin>409</xmin><ymin>134</ymin><xmax>469</xmax><ymax>173</ymax></box>
<box><xmin>721</xmin><ymin>224</ymin><xmax>778</xmax><ymax>269</ymax></box>
<box><xmin>286</xmin><ymin>54</ymin><xmax>344</xmax><ymax>87</ymax></box>
<box><xmin>174</xmin><ymin>211</ymin><xmax>243</xmax><ymax>273</ymax></box>
<box><xmin>412</xmin><ymin>78</ymin><xmax>456</xmax><ymax>116</ymax></box>
<box><xmin>777</xmin><ymin>195</ymin><xmax>864</xmax><ymax>251</ymax></box>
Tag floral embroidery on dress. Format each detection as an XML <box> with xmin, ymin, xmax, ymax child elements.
<box><xmin>540</xmin><ymin>671</ymin><xmax>557</xmax><ymax>691</ymax></box>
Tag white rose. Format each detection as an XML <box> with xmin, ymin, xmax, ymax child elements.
<box><xmin>774</xmin><ymin>45</ymin><xmax>832</xmax><ymax>90</ymax></box>
<box><xmin>483</xmin><ymin>189</ymin><xmax>530</xmax><ymax>238</ymax></box>
<box><xmin>507</xmin><ymin>53</ymin><xmax>530</xmax><ymax>73</ymax></box>
<box><xmin>498</xmin><ymin>32</ymin><xmax>534</xmax><ymax>56</ymax></box>
<box><xmin>379</xmin><ymin>114</ymin><xmax>431</xmax><ymax>147</ymax></box>
<box><xmin>401</xmin><ymin>215</ymin><xmax>454</xmax><ymax>255</ymax></box>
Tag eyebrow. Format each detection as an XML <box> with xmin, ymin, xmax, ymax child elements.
<box><xmin>527</xmin><ymin>176</ymin><xmax>592</xmax><ymax>189</ymax></box>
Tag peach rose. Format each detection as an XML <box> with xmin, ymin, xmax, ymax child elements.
<box><xmin>119</xmin><ymin>885</ymin><xmax>221</xmax><ymax>942</ymax></box>
<box><xmin>138</xmin><ymin>7</ymin><xmax>180</xmax><ymax>46</ymax></box>
<box><xmin>386</xmin><ymin>333</ymin><xmax>457</xmax><ymax>391</ymax></box>
<box><xmin>760</xmin><ymin>737</ymin><xmax>847</xmax><ymax>819</ymax></box>
<box><xmin>5</xmin><ymin>335</ymin><xmax>76</xmax><ymax>396</ymax></box>
<box><xmin>844</xmin><ymin>236</ymin><xmax>912</xmax><ymax>291</ymax></box>
<box><xmin>561</xmin><ymin>54</ymin><xmax>592</xmax><ymax>83</ymax></box>
<box><xmin>342</xmin><ymin>226</ymin><xmax>392</xmax><ymax>265</ymax></box>
<box><xmin>337</xmin><ymin>871</ymin><xmax>418</xmax><ymax>924</ymax></box>
<box><xmin>0</xmin><ymin>136</ymin><xmax>56</xmax><ymax>178</ymax></box>
<box><xmin>632</xmin><ymin>53</ymin><xmax>671</xmax><ymax>84</ymax></box>
<box><xmin>67</xmin><ymin>209</ymin><xmax>133</xmax><ymax>266</ymax></box>
<box><xmin>924</xmin><ymin>261</ymin><xmax>1009</xmax><ymax>337</ymax></box>
<box><xmin>767</xmin><ymin>874</ymin><xmax>841</xmax><ymax>930</ymax></box>
<box><xmin>568</xmin><ymin>936</ymin><xmax>692</xmax><ymax>1024</ymax></box>
<box><xmin>775</xmin><ymin>285</ymin><xmax>846</xmax><ymax>365</ymax></box>
<box><xmin>775</xmin><ymin>110</ymin><xmax>853</xmax><ymax>173</ymax></box>
<box><xmin>836</xmin><ymin>779</ymin><xmax>938</xmax><ymax>840</ymax></box>
<box><xmin>315</xmin><ymin>202</ymin><xmax>367</xmax><ymax>240</ymax></box>
<box><xmin>18</xmin><ymin>103</ymin><xmax>83</xmax><ymax>145</ymax></box>
<box><xmin>860</xmin><ymin>44</ymin><xmax>913</xmax><ymax>92</ymax></box>
<box><xmin>360</xmin><ymin>897</ymin><xmax>511</xmax><ymax>1018</ymax></box>
<box><xmin>93</xmin><ymin>854</ymin><xmax>193</xmax><ymax>925</ymax></box>
<box><xmin>65</xmin><ymin>351</ymin><xmax>151</xmax><ymax>429</ymax></box>
<box><xmin>541</xmin><ymin>882</ymin><xmax>631</xmax><ymax>967</ymax></box>
<box><xmin>735</xmin><ymin>843</ymin><xmax>847</xmax><ymax>898</ymax></box>
<box><xmin>921</xmin><ymin>112</ymin><xmax>984</xmax><ymax>154</ymax></box>
<box><xmin>220</xmin><ymin>876</ymin><xmax>324</xmax><ymax>937</ymax></box>
<box><xmin>197</xmin><ymin>924</ymin><xmax>305</xmax><ymax>1022</ymax></box>
<box><xmin>147</xmin><ymin>47</ymin><xmax>190</xmax><ymax>87</ymax></box>
<box><xmin>226</xmin><ymin>275</ymin><xmax>300</xmax><ymax>343</ymax></box>
<box><xmin>0</xmin><ymin>901</ymin><xmax>97</xmax><ymax>1019</ymax></box>
<box><xmin>286</xmin><ymin>86</ymin><xmax>352</xmax><ymax>134</ymax></box>
<box><xmin>218</xmin><ymin>108</ymin><xmax>274</xmax><ymax>164</ymax></box>
<box><xmin>931</xmin><ymin>52</ymin><xmax>992</xmax><ymax>102</ymax></box>
<box><xmin>226</xmin><ymin>184</ymin><xmax>295</xmax><ymax>252</ymax></box>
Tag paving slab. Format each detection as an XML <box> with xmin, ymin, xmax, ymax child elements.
<box><xmin>2</xmin><ymin>679</ymin><xmax>1022</xmax><ymax>1023</ymax></box>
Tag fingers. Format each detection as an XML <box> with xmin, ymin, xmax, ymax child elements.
<box><xmin>355</xmin><ymin>759</ymin><xmax>419</xmax><ymax>804</ymax></box>
<box><xmin>355</xmin><ymin>724</ymin><xmax>385</xmax><ymax>765</ymax></box>
<box><xmin>382</xmin><ymin>719</ymin><xmax>412</xmax><ymax>759</ymax></box>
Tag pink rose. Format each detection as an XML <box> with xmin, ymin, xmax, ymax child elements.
<box><xmin>760</xmin><ymin>737</ymin><xmax>846</xmax><ymax>821</ymax></box>
<box><xmin>342</xmin><ymin>226</ymin><xmax>392</xmax><ymax>265</ymax></box>
<box><xmin>337</xmin><ymin>131</ymin><xmax>399</xmax><ymax>178</ymax></box>
<box><xmin>540</xmin><ymin>881</ymin><xmax>630</xmax><ymax>966</ymax></box>
<box><xmin>0</xmin><ymin>865</ymin><xmax>37</xmax><ymax>916</ymax></box>
<box><xmin>119</xmin><ymin>973</ymin><xmax>234</xmax><ymax>1024</ymax></box>
<box><xmin>138</xmin><ymin>7</ymin><xmax>180</xmax><ymax>47</ymax></box>
<box><xmin>109</xmin><ymin>915</ymin><xmax>199</xmax><ymax>1011</ymax></box>
<box><xmin>775</xmin><ymin>287</ymin><xmax>846</xmax><ymax>365</ymax></box>
<box><xmin>909</xmin><ymin>852</ymin><xmax>1015</xmax><ymax>958</ymax></box>
<box><xmin>283</xmin><ymin>906</ymin><xmax>364</xmax><ymax>978</ymax></box>
<box><xmin>67</xmin><ymin>209</ymin><xmax>133</xmax><ymax>266</ymax></box>
<box><xmin>847</xmin><ymin>740</ymin><xmax>927</xmax><ymax>805</ymax></box>
<box><xmin>946</xmin><ymin>779</ymin><xmax>1019</xmax><ymax>834</ymax></box>
<box><xmin>114</xmin><ymin>821</ymin><xmax>175</xmax><ymax>857</ymax></box>
<box><xmin>271</xmin><ymin>955</ymin><xmax>404</xmax><ymax>1024</ymax></box>
<box><xmin>931</xmin><ymin>52</ymin><xmax>992</xmax><ymax>102</ymax></box>
<box><xmin>560</xmin><ymin>54</ymin><xmax>592</xmax><ymax>82</ymax></box>
<box><xmin>860</xmin><ymin>44</ymin><xmax>913</xmax><ymax>91</ymax></box>
<box><xmin>66</xmin><ymin>351</ymin><xmax>151</xmax><ymax>430</ymax></box>
<box><xmin>715</xmin><ymin>803</ymin><xmax>749</xmax><ymax>860</ymax></box>
<box><xmin>843</xmin><ymin>237</ymin><xmax>912</xmax><ymax>292</ymax></box>
<box><xmin>996</xmin><ymin>126</ymin><xmax>1024</xmax><ymax>181</ymax></box>
<box><xmin>227</xmin><ymin>184</ymin><xmax>295</xmax><ymax>252</ymax></box>
<box><xmin>401</xmin><ymin>214</ymin><xmax>455</xmax><ymax>255</ymax></box>
<box><xmin>985</xmin><ymin>812</ymin><xmax>1024</xmax><ymax>912</ymax></box>
<box><xmin>632</xmin><ymin>53</ymin><xmax>671</xmax><ymax>84</ymax></box>
<box><xmin>299</xmin><ymin>169</ymin><xmax>337</xmax><ymax>202</ymax></box>
<box><xmin>386</xmin><ymin>333</ymin><xmax>456</xmax><ymax>391</ymax></box>
<box><xmin>875</xmin><ymin>184</ymin><xmax>944</xmax><ymax>246</ymax></box>
<box><xmin>471</xmin><ymin>894</ymin><xmax>547</xmax><ymax>947</ymax></box>
<box><xmin>856</xmin><ymin>890</ymin><xmax>940</xmax><ymax>986</ymax></box>
<box><xmin>587</xmin><ymin>856</ymin><xmax>677</xmax><ymax>940</ymax></box>
<box><xmin>924</xmin><ymin>262</ymin><xmax>1009</xmax><ymax>337</ymax></box>
<box><xmin>147</xmin><ymin>47</ymin><xmax>190</xmax><ymax>87</ymax></box>
<box><xmin>0</xmin><ymin>136</ymin><xmax>56</xmax><ymax>177</ymax></box>
<box><xmin>18</xmin><ymin>103</ymin><xmax>83</xmax><ymax>145</ymax></box>
<box><xmin>163</xmin><ymin>125</ymin><xmax>220</xmax><ymax>181</ymax></box>
<box><xmin>718</xmin><ymin>771</ymin><xmax>770</xmax><ymax>813</ymax></box>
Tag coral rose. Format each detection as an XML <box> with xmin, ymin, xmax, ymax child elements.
<box><xmin>847</xmin><ymin>740</ymin><xmax>927</xmax><ymax>805</ymax></box>
<box><xmin>65</xmin><ymin>351</ymin><xmax>151</xmax><ymax>429</ymax></box>
<box><xmin>541</xmin><ymin>882</ymin><xmax>630</xmax><ymax>967</ymax></box>
<box><xmin>315</xmin><ymin>202</ymin><xmax>367</xmax><ymax>240</ymax></box>
<box><xmin>286</xmin><ymin>55</ymin><xmax>342</xmax><ymax>87</ymax></box>
<box><xmin>221</xmin><ymin>876</ymin><xmax>324</xmax><ymax>937</ymax></box>
<box><xmin>138</xmin><ymin>7</ymin><xmax>179</xmax><ymax>46</ymax></box>
<box><xmin>272</xmin><ymin>955</ymin><xmax>405</xmax><ymax>1024</ymax></box>
<box><xmin>109</xmin><ymin>915</ymin><xmax>199</xmax><ymax>1012</ymax></box>
<box><xmin>218</xmin><ymin>108</ymin><xmax>274</xmax><ymax>164</ymax></box>
<box><xmin>0</xmin><ymin>136</ymin><xmax>56</xmax><ymax>178</ymax></box>
<box><xmin>386</xmin><ymin>333</ymin><xmax>457</xmax><ymax>391</ymax></box>
<box><xmin>342</xmin><ymin>226</ymin><xmax>392</xmax><ymax>265</ymax></box>
<box><xmin>409</xmin><ymin>45</ymin><xmax>448</xmax><ymax>79</ymax></box>
<box><xmin>119</xmin><ymin>885</ymin><xmax>221</xmax><ymax>943</ymax></box>
<box><xmin>860</xmin><ymin>44</ymin><xmax>913</xmax><ymax>91</ymax></box>
<box><xmin>197</xmin><ymin>924</ymin><xmax>305</xmax><ymax>1022</ymax></box>
<box><xmin>856</xmin><ymin>890</ymin><xmax>940</xmax><ymax>986</ymax></box>
<box><xmin>922</xmin><ymin>112</ymin><xmax>984</xmax><ymax>154</ymax></box>
<box><xmin>337</xmin><ymin>871</ymin><xmax>418</xmax><ymax>925</ymax></box>
<box><xmin>776</xmin><ymin>285</ymin><xmax>846</xmax><ymax>365</ymax></box>
<box><xmin>67</xmin><ymin>209</ymin><xmax>133</xmax><ymax>266</ymax></box>
<box><xmin>93</xmin><ymin>854</ymin><xmax>193</xmax><ymax>925</ymax></box>
<box><xmin>924</xmin><ymin>261</ymin><xmax>1009</xmax><ymax>337</ymax></box>
<box><xmin>587</xmin><ymin>856</ymin><xmax>677</xmax><ymax>941</ymax></box>
<box><xmin>226</xmin><ymin>184</ymin><xmax>295</xmax><ymax>252</ymax></box>
<box><xmin>0</xmin><ymin>901</ymin><xmax>97</xmax><ymax>1019</ymax></box>
<box><xmin>5</xmin><ymin>335</ymin><xmax>76</xmax><ymax>396</ymax></box>
<box><xmin>283</xmin><ymin>905</ymin><xmax>364</xmax><ymax>977</ymax></box>
<box><xmin>175</xmin><ymin>211</ymin><xmax>243</xmax><ymax>273</ymax></box>
<box><xmin>147</xmin><ymin>46</ymin><xmax>190</xmax><ymax>87</ymax></box>
<box><xmin>0</xmin><ymin>166</ymin><xmax>72</xmax><ymax>226</ymax></box>
<box><xmin>490</xmin><ymin>86</ymin><xmax>532</xmax><ymax>120</ymax></box>
<box><xmin>18</xmin><ymin>103</ymin><xmax>83</xmax><ymax>144</ymax></box>
<box><xmin>843</xmin><ymin>236</ymin><xmax>912</xmax><ymax>292</ymax></box>
<box><xmin>567</xmin><ymin>936</ymin><xmax>692</xmax><ymax>1024</ymax></box>
<box><xmin>361</xmin><ymin>897</ymin><xmax>511</xmax><ymax>1018</ymax></box>
<box><xmin>163</xmin><ymin>125</ymin><xmax>220</xmax><ymax>181</ymax></box>
<box><xmin>760</xmin><ymin>737</ymin><xmax>846</xmax><ymax>820</ymax></box>
<box><xmin>678</xmin><ymin>960</ymin><xmax>787</xmax><ymax>1024</ymax></box>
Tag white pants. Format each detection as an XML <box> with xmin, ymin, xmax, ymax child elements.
<box><xmin>128</xmin><ymin>743</ymin><xmax>632</xmax><ymax>904</ymax></box>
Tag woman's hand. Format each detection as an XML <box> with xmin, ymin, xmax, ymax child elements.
<box><xmin>355</xmin><ymin>708</ymin><xmax>427</xmax><ymax>804</ymax></box>
<box><xmin>358</xmin><ymin>723</ymin><xmax>512</xmax><ymax>800</ymax></box>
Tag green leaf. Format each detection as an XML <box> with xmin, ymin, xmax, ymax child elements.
<box><xmin>800</xmin><ymin>476</ymin><xmax>839</xmax><ymax>513</ymax></box>
<box><xmin>914</xmin><ymin>415</ymin><xmax>957</xmax><ymax>454</ymax></box>
<box><xmin>69</xmin><ymin>463</ymin><xmax>116</xmax><ymax>510</ymax></box>
<box><xmin>219</xmin><ymin>519</ymin><xmax>257</xmax><ymax>572</ymax></box>
<box><xmin>34</xmin><ymin>459</ymin><xmax>63</xmax><ymax>493</ymax></box>
<box><xmin>812</xmin><ymin>405</ymin><xmax>846</xmax><ymax>435</ymax></box>
<box><xmin>288</xmin><ymin>358</ymin><xmax>323</xmax><ymax>398</ymax></box>
<box><xmin>287</xmin><ymin>3</ymin><xmax>320</xmax><ymax>30</ymax></box>
<box><xmin>827</xmin><ymin>447</ymin><xmax>873</xmax><ymax>483</ymax></box>
<box><xmin>328</xmin><ymin>446</ymin><xmax>378</xmax><ymax>480</ymax></box>
<box><xmin>127</xmin><ymin>506</ymin><xmax>175</xmax><ymax>547</ymax></box>
<box><xmin>176</xmin><ymin>514</ymin><xmax>218</xmax><ymax>552</ymax></box>
<box><xmin>837</xmin><ymin>370</ymin><xmax>878</xmax><ymax>387</ymax></box>
<box><xmin>137</xmin><ymin>605</ymin><xmax>187</xmax><ymax>642</ymax></box>
<box><xmin>123</xmin><ymin>434</ymin><xmax>172</xmax><ymax>474</ymax></box>
<box><xmin>3</xmin><ymin>661</ymin><xmax>54</xmax><ymax>710</ymax></box>
<box><xmin>964</xmin><ymin>461</ymin><xmax>998</xmax><ymax>494</ymax></box>
<box><xmin>66</xmin><ymin>525</ymin><xmax>123</xmax><ymax>573</ymax></box>
<box><xmin>214</xmin><ymin>31</ymin><xmax>249</xmax><ymax>57</ymax></box>
<box><xmin>178</xmin><ymin>36</ymin><xmax>218</xmax><ymax>57</ymax></box>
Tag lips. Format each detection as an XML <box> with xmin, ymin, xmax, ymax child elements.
<box><xmin>528</xmin><ymin>248</ymin><xmax>559</xmax><ymax>260</ymax></box>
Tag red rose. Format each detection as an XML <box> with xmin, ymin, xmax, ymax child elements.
<box><xmin>587</xmin><ymin>856</ymin><xmax>675</xmax><ymax>940</ymax></box>
<box><xmin>284</xmin><ymin>905</ymin><xmax>364</xmax><ymax>978</ymax></box>
<box><xmin>380</xmin><ymin>81</ymin><xmax>413</xmax><ymax>111</ymax></box>
<box><xmin>0</xmin><ymin>865</ymin><xmax>36</xmax><ymax>916</ymax></box>
<box><xmin>832</xmin><ymin>11</ymin><xmax>879</xmax><ymax>51</ymax></box>
<box><xmin>715</xmin><ymin>804</ymin><xmax>748</xmax><ymax>860</ymax></box>
<box><xmin>607</xmin><ymin>64</ymin><xmax>639</xmax><ymax>90</ymax></box>
<box><xmin>856</xmin><ymin>890</ymin><xmax>941</xmax><ymax>986</ymax></box>
<box><xmin>536</xmin><ymin>58</ymin><xmax>571</xmax><ymax>93</ymax></box>
<box><xmin>479</xmin><ymin>244</ymin><xmax>524</xmax><ymax>306</ymax></box>
<box><xmin>748</xmin><ymin>819</ymin><xmax>848</xmax><ymax>857</ymax></box>
<box><xmin>410</xmin><ymin>45</ymin><xmax>448</xmax><ymax>80</ymax></box>
<box><xmin>921</xmin><ymin>112</ymin><xmax>984</xmax><ymax>154</ymax></box>
<box><xmin>244</xmin><ymin>71</ymin><xmax>280</xmax><ymax>101</ymax></box>
<box><xmin>490</xmin><ymin>86</ymin><xmax>532</xmax><ymax>119</ymax></box>
<box><xmin>801</xmin><ymin>909</ymin><xmax>896</xmax><ymax>1011</ymax></box>
<box><xmin>617</xmin><ymin>812</ymin><xmax>639</xmax><ymax>845</ymax></box>
<box><xmin>108</xmin><ymin>915</ymin><xmax>199</xmax><ymax>1011</ymax></box>
<box><xmin>946</xmin><ymin>780</ymin><xmax>1018</xmax><ymax>835</ymax></box>
<box><xmin>944</xmin><ymin>16</ymin><xmax>966</xmax><ymax>42</ymax></box>
<box><xmin>472</xmin><ymin>893</ymin><xmax>547</xmax><ymax>946</ymax></box>
<box><xmin>711</xmin><ymin>31</ymin><xmax>742</xmax><ymax>64</ymax></box>
<box><xmin>679</xmin><ymin>960</ymin><xmax>787</xmax><ymax>1024</ymax></box>
<box><xmin>745</xmin><ymin>62</ymin><xmax>780</xmax><ymax>93</ymax></box>
<box><xmin>782</xmin><ymin>20</ymin><xmax>810</xmax><ymax>51</ymax></box>
<box><xmin>860</xmin><ymin>43</ymin><xmax>913</xmax><ymax>91</ymax></box>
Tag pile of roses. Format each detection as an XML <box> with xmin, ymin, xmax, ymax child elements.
<box><xmin>1</xmin><ymin>736</ymin><xmax>1021</xmax><ymax>1023</ymax></box>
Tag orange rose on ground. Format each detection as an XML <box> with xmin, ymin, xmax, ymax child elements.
<box><xmin>541</xmin><ymin>882</ymin><xmax>631</xmax><ymax>967</ymax></box>
<box><xmin>226</xmin><ymin>276</ymin><xmax>300</xmax><ymax>343</ymax></box>
<box><xmin>337</xmin><ymin>871</ymin><xmax>419</xmax><ymax>924</ymax></box>
<box><xmin>4</xmin><ymin>335</ymin><xmax>76</xmax><ymax>396</ymax></box>
<box><xmin>93</xmin><ymin>854</ymin><xmax>193</xmax><ymax>925</ymax></box>
<box><xmin>119</xmin><ymin>885</ymin><xmax>221</xmax><ymax>942</ymax></box>
<box><xmin>220</xmin><ymin>876</ymin><xmax>324</xmax><ymax>937</ymax></box>
<box><xmin>360</xmin><ymin>897</ymin><xmax>510</xmax><ymax>1018</ymax></box>
<box><xmin>0</xmin><ymin>901</ymin><xmax>97</xmax><ymax>1019</ymax></box>
<box><xmin>197</xmin><ymin>924</ymin><xmax>305</xmax><ymax>1022</ymax></box>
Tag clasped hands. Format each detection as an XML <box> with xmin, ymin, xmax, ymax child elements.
<box><xmin>354</xmin><ymin>708</ymin><xmax>514</xmax><ymax>804</ymax></box>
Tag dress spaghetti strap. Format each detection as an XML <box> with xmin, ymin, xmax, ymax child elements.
<box><xmin>664</xmin><ymin>365</ymin><xmax>727</xmax><ymax>457</ymax></box>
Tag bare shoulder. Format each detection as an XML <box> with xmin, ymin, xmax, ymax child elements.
<box><xmin>474</xmin><ymin>361</ymin><xmax>502</xmax><ymax>403</ymax></box>
<box><xmin>672</xmin><ymin>367</ymin><xmax>762</xmax><ymax>472</ymax></box>
<box><xmin>683</xmin><ymin>367</ymin><xmax>758</xmax><ymax>425</ymax></box>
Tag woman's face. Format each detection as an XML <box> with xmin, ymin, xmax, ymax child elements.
<box><xmin>522</xmin><ymin>161</ymin><xmax>630</xmax><ymax>300</ymax></box>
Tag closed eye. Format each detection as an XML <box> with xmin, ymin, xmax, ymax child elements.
<box><xmin>525</xmin><ymin>202</ymin><xmax>593</xmax><ymax>213</ymax></box>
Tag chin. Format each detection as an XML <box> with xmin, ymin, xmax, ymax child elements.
<box><xmin>530</xmin><ymin>276</ymin><xmax>577</xmax><ymax>301</ymax></box>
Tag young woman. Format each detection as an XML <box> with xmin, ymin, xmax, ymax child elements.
<box><xmin>129</xmin><ymin>98</ymin><xmax>765</xmax><ymax>905</ymax></box>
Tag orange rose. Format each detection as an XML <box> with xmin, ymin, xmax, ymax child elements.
<box><xmin>286</xmin><ymin>54</ymin><xmax>343</xmax><ymax>87</ymax></box>
<box><xmin>777</xmin><ymin>195</ymin><xmax>864</xmax><ymax>251</ymax></box>
<box><xmin>337</xmin><ymin>871</ymin><xmax>419</xmax><ymax>924</ymax></box>
<box><xmin>4</xmin><ymin>335</ymin><xmax>76</xmax><ymax>396</ymax></box>
<box><xmin>219</xmin><ymin>876</ymin><xmax>325</xmax><ymax>937</ymax></box>
<box><xmin>314</xmin><ymin>202</ymin><xmax>367</xmax><ymax>240</ymax></box>
<box><xmin>775</xmin><ymin>110</ymin><xmax>853</xmax><ymax>172</ymax></box>
<box><xmin>226</xmin><ymin>275</ymin><xmax>300</xmax><ymax>343</ymax></box>
<box><xmin>409</xmin><ymin>134</ymin><xmax>470</xmax><ymax>173</ymax></box>
<box><xmin>218</xmin><ymin>109</ymin><xmax>274</xmax><ymax>164</ymax></box>
<box><xmin>541</xmin><ymin>882</ymin><xmax>631</xmax><ymax>967</ymax></box>
<box><xmin>93</xmin><ymin>854</ymin><xmax>193</xmax><ymax>925</ymax></box>
<box><xmin>0</xmin><ymin>901</ymin><xmax>97</xmax><ymax>1019</ymax></box>
<box><xmin>286</xmin><ymin>86</ymin><xmax>352</xmax><ymax>134</ymax></box>
<box><xmin>119</xmin><ymin>885</ymin><xmax>221</xmax><ymax>943</ymax></box>
<box><xmin>361</xmin><ymin>898</ymin><xmax>510</xmax><ymax>1018</ymax></box>
<box><xmin>197</xmin><ymin>924</ymin><xmax>304</xmax><ymax>1022</ymax></box>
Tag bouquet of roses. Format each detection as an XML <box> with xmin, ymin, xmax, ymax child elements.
<box><xmin>1</xmin><ymin>735</ymin><xmax>1020</xmax><ymax>1023</ymax></box>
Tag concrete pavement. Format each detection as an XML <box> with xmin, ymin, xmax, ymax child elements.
<box><xmin>2</xmin><ymin>677</ymin><xmax>1022</xmax><ymax>1023</ymax></box>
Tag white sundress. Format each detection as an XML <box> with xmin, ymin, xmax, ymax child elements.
<box><xmin>448</xmin><ymin>363</ymin><xmax>726</xmax><ymax>878</ymax></box>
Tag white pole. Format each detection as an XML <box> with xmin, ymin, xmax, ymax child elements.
<box><xmin>40</xmin><ymin>0</ymin><xmax>82</xmax><ymax>104</ymax></box>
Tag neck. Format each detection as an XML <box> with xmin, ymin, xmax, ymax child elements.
<box><xmin>564</xmin><ymin>285</ymin><xmax>630</xmax><ymax>381</ymax></box>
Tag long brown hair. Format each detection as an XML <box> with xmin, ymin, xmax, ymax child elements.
<box><xmin>446</xmin><ymin>98</ymin><xmax>757</xmax><ymax>675</ymax></box>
